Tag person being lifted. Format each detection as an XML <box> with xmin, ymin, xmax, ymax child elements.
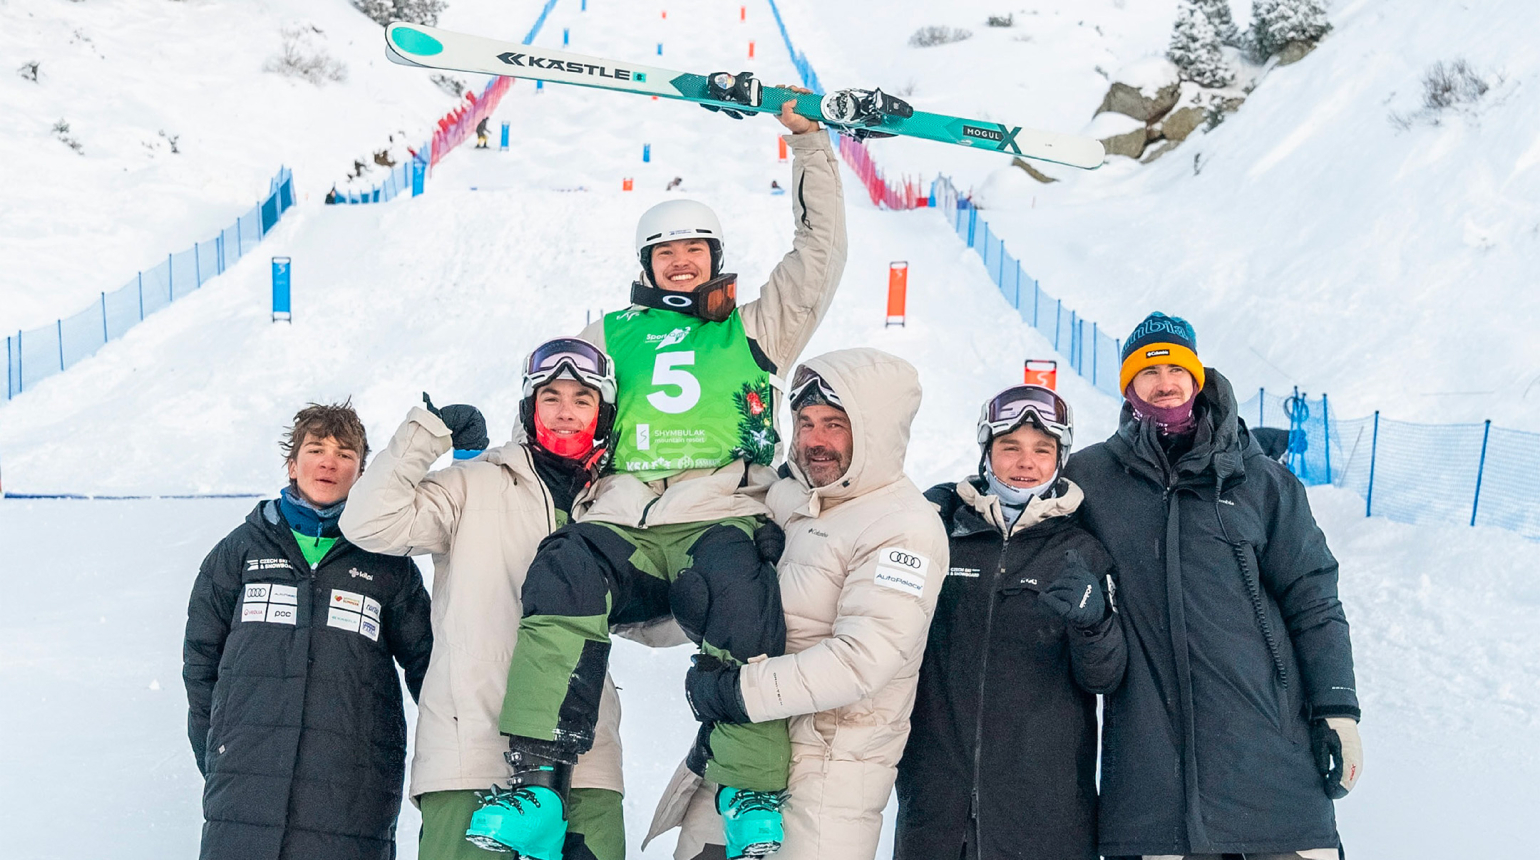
<box><xmin>472</xmin><ymin>88</ymin><xmax>847</xmax><ymax>860</ymax></box>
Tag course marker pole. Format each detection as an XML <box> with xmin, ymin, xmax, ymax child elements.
<box><xmin>272</xmin><ymin>257</ymin><xmax>292</xmax><ymax>323</ymax></box>
<box><xmin>885</xmin><ymin>261</ymin><xmax>908</xmax><ymax>327</ymax></box>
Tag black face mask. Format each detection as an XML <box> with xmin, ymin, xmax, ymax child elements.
<box><xmin>630</xmin><ymin>273</ymin><xmax>739</xmax><ymax>322</ymax></box>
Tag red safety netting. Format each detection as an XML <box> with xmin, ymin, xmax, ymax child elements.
<box><xmin>430</xmin><ymin>76</ymin><xmax>515</xmax><ymax>170</ymax></box>
<box><xmin>835</xmin><ymin>133</ymin><xmax>928</xmax><ymax>210</ymax></box>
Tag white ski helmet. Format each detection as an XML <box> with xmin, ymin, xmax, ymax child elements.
<box><xmin>635</xmin><ymin>199</ymin><xmax>725</xmax><ymax>285</ymax></box>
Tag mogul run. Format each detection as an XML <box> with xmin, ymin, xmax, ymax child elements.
<box><xmin>182</xmin><ymin>67</ymin><xmax>1361</xmax><ymax>860</ymax></box>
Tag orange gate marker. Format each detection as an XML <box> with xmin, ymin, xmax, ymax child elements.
<box><xmin>741</xmin><ymin>6</ymin><xmax>747</xmax><ymax>21</ymax></box>
<box><xmin>1024</xmin><ymin>359</ymin><xmax>1058</xmax><ymax>389</ymax></box>
<box><xmin>777</xmin><ymin>136</ymin><xmax>787</xmax><ymax>162</ymax></box>
<box><xmin>885</xmin><ymin>262</ymin><xmax>908</xmax><ymax>328</ymax></box>
<box><xmin>622</xmin><ymin>178</ymin><xmax>634</xmax><ymax>191</ymax></box>
<box><xmin>748</xmin><ymin>40</ymin><xmax>755</xmax><ymax>59</ymax></box>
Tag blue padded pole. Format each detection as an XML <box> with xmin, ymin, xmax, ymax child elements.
<box><xmin>1322</xmin><ymin>393</ymin><xmax>1333</xmax><ymax>485</ymax></box>
<box><xmin>1471</xmin><ymin>419</ymin><xmax>1492</xmax><ymax>527</ymax></box>
<box><xmin>1366</xmin><ymin>411</ymin><xmax>1380</xmax><ymax>518</ymax></box>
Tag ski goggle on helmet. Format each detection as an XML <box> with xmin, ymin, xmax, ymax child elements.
<box><xmin>976</xmin><ymin>385</ymin><xmax>1074</xmax><ymax>461</ymax></box>
<box><xmin>521</xmin><ymin>338</ymin><xmax>617</xmax><ymax>404</ymax></box>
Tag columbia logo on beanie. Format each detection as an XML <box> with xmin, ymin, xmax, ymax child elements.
<box><xmin>1120</xmin><ymin>312</ymin><xmax>1205</xmax><ymax>394</ymax></box>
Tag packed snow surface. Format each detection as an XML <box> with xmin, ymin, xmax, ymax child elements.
<box><xmin>2</xmin><ymin>0</ymin><xmax>1537</xmax><ymax>857</ymax></box>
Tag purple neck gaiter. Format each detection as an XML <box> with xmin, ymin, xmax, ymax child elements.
<box><xmin>1126</xmin><ymin>386</ymin><xmax>1199</xmax><ymax>436</ymax></box>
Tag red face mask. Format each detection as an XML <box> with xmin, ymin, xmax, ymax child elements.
<box><xmin>535</xmin><ymin>411</ymin><xmax>599</xmax><ymax>459</ymax></box>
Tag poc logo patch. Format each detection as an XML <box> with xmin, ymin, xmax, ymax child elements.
<box><xmin>1144</xmin><ymin>348</ymin><xmax>1171</xmax><ymax>358</ymax></box>
<box><xmin>327</xmin><ymin>589</ymin><xmax>382</xmax><ymax>641</ymax></box>
<box><xmin>874</xmin><ymin>548</ymin><xmax>930</xmax><ymax>598</ymax></box>
<box><xmin>241</xmin><ymin>582</ymin><xmax>298</xmax><ymax>626</ymax></box>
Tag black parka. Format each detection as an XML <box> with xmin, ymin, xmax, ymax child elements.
<box><xmin>895</xmin><ymin>479</ymin><xmax>1126</xmax><ymax>860</ymax></box>
<box><xmin>183</xmin><ymin>500</ymin><xmax>433</xmax><ymax>860</ymax></box>
<box><xmin>1063</xmin><ymin>369</ymin><xmax>1359</xmax><ymax>857</ymax></box>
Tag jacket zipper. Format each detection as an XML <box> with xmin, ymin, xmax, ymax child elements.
<box><xmin>969</xmin><ymin>534</ymin><xmax>1012</xmax><ymax>839</ymax></box>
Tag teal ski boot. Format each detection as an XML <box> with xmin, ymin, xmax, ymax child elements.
<box><xmin>464</xmin><ymin>750</ymin><xmax>571</xmax><ymax>859</ymax></box>
<box><xmin>717</xmin><ymin>786</ymin><xmax>785</xmax><ymax>859</ymax></box>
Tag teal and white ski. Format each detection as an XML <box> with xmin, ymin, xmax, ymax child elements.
<box><xmin>384</xmin><ymin>23</ymin><xmax>1104</xmax><ymax>170</ymax></box>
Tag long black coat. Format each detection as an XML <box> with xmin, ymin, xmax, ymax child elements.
<box><xmin>894</xmin><ymin>479</ymin><xmax>1126</xmax><ymax>860</ymax></box>
<box><xmin>183</xmin><ymin>500</ymin><xmax>432</xmax><ymax>860</ymax></box>
<box><xmin>1063</xmin><ymin>369</ymin><xmax>1358</xmax><ymax>857</ymax></box>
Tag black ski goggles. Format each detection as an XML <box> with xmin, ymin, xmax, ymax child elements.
<box><xmin>977</xmin><ymin>385</ymin><xmax>1072</xmax><ymax>448</ymax></box>
<box><xmin>789</xmin><ymin>366</ymin><xmax>844</xmax><ymax>411</ymax></box>
<box><xmin>631</xmin><ymin>272</ymin><xmax>739</xmax><ymax>323</ymax></box>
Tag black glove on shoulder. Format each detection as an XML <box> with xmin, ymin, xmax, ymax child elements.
<box><xmin>1039</xmin><ymin>549</ymin><xmax>1108</xmax><ymax>629</ymax></box>
<box><xmin>423</xmin><ymin>392</ymin><xmax>489</xmax><ymax>455</ymax></box>
<box><xmin>684</xmin><ymin>653</ymin><xmax>751</xmax><ymax>724</ymax></box>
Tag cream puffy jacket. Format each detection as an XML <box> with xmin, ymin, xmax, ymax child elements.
<box><xmin>339</xmin><ymin>407</ymin><xmax>623</xmax><ymax>801</ymax></box>
<box><xmin>575</xmin><ymin>130</ymin><xmax>847</xmax><ymax>529</ymax></box>
<box><xmin>649</xmin><ymin>348</ymin><xmax>949</xmax><ymax>860</ymax></box>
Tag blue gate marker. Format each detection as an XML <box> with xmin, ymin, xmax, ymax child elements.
<box><xmin>643</xmin><ymin>143</ymin><xmax>651</xmax><ymax>163</ymax></box>
<box><xmin>500</xmin><ymin>121</ymin><xmax>511</xmax><ymax>150</ymax></box>
<box><xmin>272</xmin><ymin>257</ymin><xmax>292</xmax><ymax>323</ymax></box>
<box><xmin>411</xmin><ymin>157</ymin><xmax>426</xmax><ymax>196</ymax></box>
<box><xmin>563</xmin><ymin>28</ymin><xmax>570</xmax><ymax>46</ymax></box>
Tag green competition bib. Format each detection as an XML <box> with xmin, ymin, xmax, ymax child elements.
<box><xmin>603</xmin><ymin>307</ymin><xmax>775</xmax><ymax>482</ymax></box>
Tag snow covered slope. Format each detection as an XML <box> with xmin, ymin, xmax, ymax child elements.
<box><xmin>772</xmin><ymin>0</ymin><xmax>1540</xmax><ymax>426</ymax></box>
<box><xmin>0</xmin><ymin>0</ymin><xmax>542</xmax><ymax>333</ymax></box>
<box><xmin>2</xmin><ymin>0</ymin><xmax>1536</xmax><ymax>858</ymax></box>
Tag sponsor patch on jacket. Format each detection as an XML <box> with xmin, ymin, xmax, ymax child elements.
<box><xmin>874</xmin><ymin>548</ymin><xmax>930</xmax><ymax>598</ymax></box>
<box><xmin>326</xmin><ymin>590</ymin><xmax>381</xmax><ymax>641</ymax></box>
<box><xmin>241</xmin><ymin>583</ymin><xmax>298</xmax><ymax>626</ymax></box>
<box><xmin>947</xmin><ymin>566</ymin><xmax>981</xmax><ymax>578</ymax></box>
<box><xmin>245</xmin><ymin>558</ymin><xmax>294</xmax><ymax>572</ymax></box>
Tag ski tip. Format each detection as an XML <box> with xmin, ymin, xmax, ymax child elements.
<box><xmin>386</xmin><ymin>22</ymin><xmax>445</xmax><ymax>58</ymax></box>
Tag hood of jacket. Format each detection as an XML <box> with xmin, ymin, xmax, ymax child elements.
<box><xmin>1108</xmin><ymin>366</ymin><xmax>1258</xmax><ymax>489</ymax></box>
<box><xmin>954</xmin><ymin>477</ymin><xmax>1085</xmax><ymax>538</ymax></box>
<box><xmin>785</xmin><ymin>348</ymin><xmax>922</xmax><ymax>514</ymax></box>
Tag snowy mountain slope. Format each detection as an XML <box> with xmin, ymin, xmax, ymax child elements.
<box><xmin>0</xmin><ymin>0</ymin><xmax>545</xmax><ymax>334</ymax></box>
<box><xmin>772</xmin><ymin>0</ymin><xmax>1540</xmax><ymax>427</ymax></box>
<box><xmin>2</xmin><ymin>1</ymin><xmax>1537</xmax><ymax>859</ymax></box>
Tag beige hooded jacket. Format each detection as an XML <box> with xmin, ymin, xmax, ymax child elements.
<box><xmin>338</xmin><ymin>407</ymin><xmax>623</xmax><ymax>801</ymax></box>
<box><xmin>574</xmin><ymin>130</ymin><xmax>847</xmax><ymax>529</ymax></box>
<box><xmin>648</xmin><ymin>348</ymin><xmax>949</xmax><ymax>860</ymax></box>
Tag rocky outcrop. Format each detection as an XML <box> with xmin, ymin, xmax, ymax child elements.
<box><xmin>1277</xmin><ymin>40</ymin><xmax>1317</xmax><ymax>66</ymax></box>
<box><xmin>1097</xmin><ymin>80</ymin><xmax>1181</xmax><ymax>123</ymax></box>
<box><xmin>1157</xmin><ymin>105</ymin><xmax>1206</xmax><ymax>142</ymax></box>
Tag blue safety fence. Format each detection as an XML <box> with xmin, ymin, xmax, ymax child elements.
<box><xmin>932</xmin><ymin>176</ymin><xmax>1124</xmax><ymax>397</ymax></box>
<box><xmin>5</xmin><ymin>167</ymin><xmax>295</xmax><ymax>401</ymax></box>
<box><xmin>330</xmin><ymin>156</ymin><xmax>418</xmax><ymax>205</ymax></box>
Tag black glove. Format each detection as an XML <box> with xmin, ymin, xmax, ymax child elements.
<box><xmin>753</xmin><ymin>520</ymin><xmax>786</xmax><ymax>564</ymax></box>
<box><xmin>684</xmin><ymin>653</ymin><xmax>750</xmax><ymax>724</ymax></box>
<box><xmin>1039</xmin><ymin>550</ymin><xmax>1107</xmax><ymax>629</ymax></box>
<box><xmin>423</xmin><ymin>392</ymin><xmax>489</xmax><ymax>455</ymax></box>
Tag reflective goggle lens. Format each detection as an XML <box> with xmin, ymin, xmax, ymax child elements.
<box><xmin>986</xmin><ymin>385</ymin><xmax>1069</xmax><ymax>429</ymax></box>
<box><xmin>525</xmin><ymin>338</ymin><xmax>609</xmax><ymax>378</ymax></box>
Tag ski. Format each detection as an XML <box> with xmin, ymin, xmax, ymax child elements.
<box><xmin>384</xmin><ymin>23</ymin><xmax>1104</xmax><ymax>169</ymax></box>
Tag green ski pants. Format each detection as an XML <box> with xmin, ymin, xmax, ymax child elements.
<box><xmin>501</xmin><ymin>517</ymin><xmax>791</xmax><ymax>792</ymax></box>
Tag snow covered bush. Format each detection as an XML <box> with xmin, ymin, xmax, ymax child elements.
<box><xmin>986</xmin><ymin>14</ymin><xmax>1014</xmax><ymax>27</ymax></box>
<box><xmin>909</xmin><ymin>26</ymin><xmax>973</xmax><ymax>48</ymax></box>
<box><xmin>1168</xmin><ymin>2</ymin><xmax>1234</xmax><ymax>88</ymax></box>
<box><xmin>1192</xmin><ymin>0</ymin><xmax>1240</xmax><ymax>46</ymax></box>
<box><xmin>52</xmin><ymin>119</ymin><xmax>83</xmax><ymax>154</ymax></box>
<box><xmin>354</xmin><ymin>0</ymin><xmax>447</xmax><ymax>27</ymax></box>
<box><xmin>1251</xmin><ymin>0</ymin><xmax>1331</xmax><ymax>58</ymax></box>
<box><xmin>17</xmin><ymin>60</ymin><xmax>40</xmax><ymax>82</ymax></box>
<box><xmin>1422</xmin><ymin>59</ymin><xmax>1488</xmax><ymax>110</ymax></box>
<box><xmin>264</xmin><ymin>25</ymin><xmax>348</xmax><ymax>86</ymax></box>
<box><xmin>430</xmin><ymin>73</ymin><xmax>469</xmax><ymax>98</ymax></box>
